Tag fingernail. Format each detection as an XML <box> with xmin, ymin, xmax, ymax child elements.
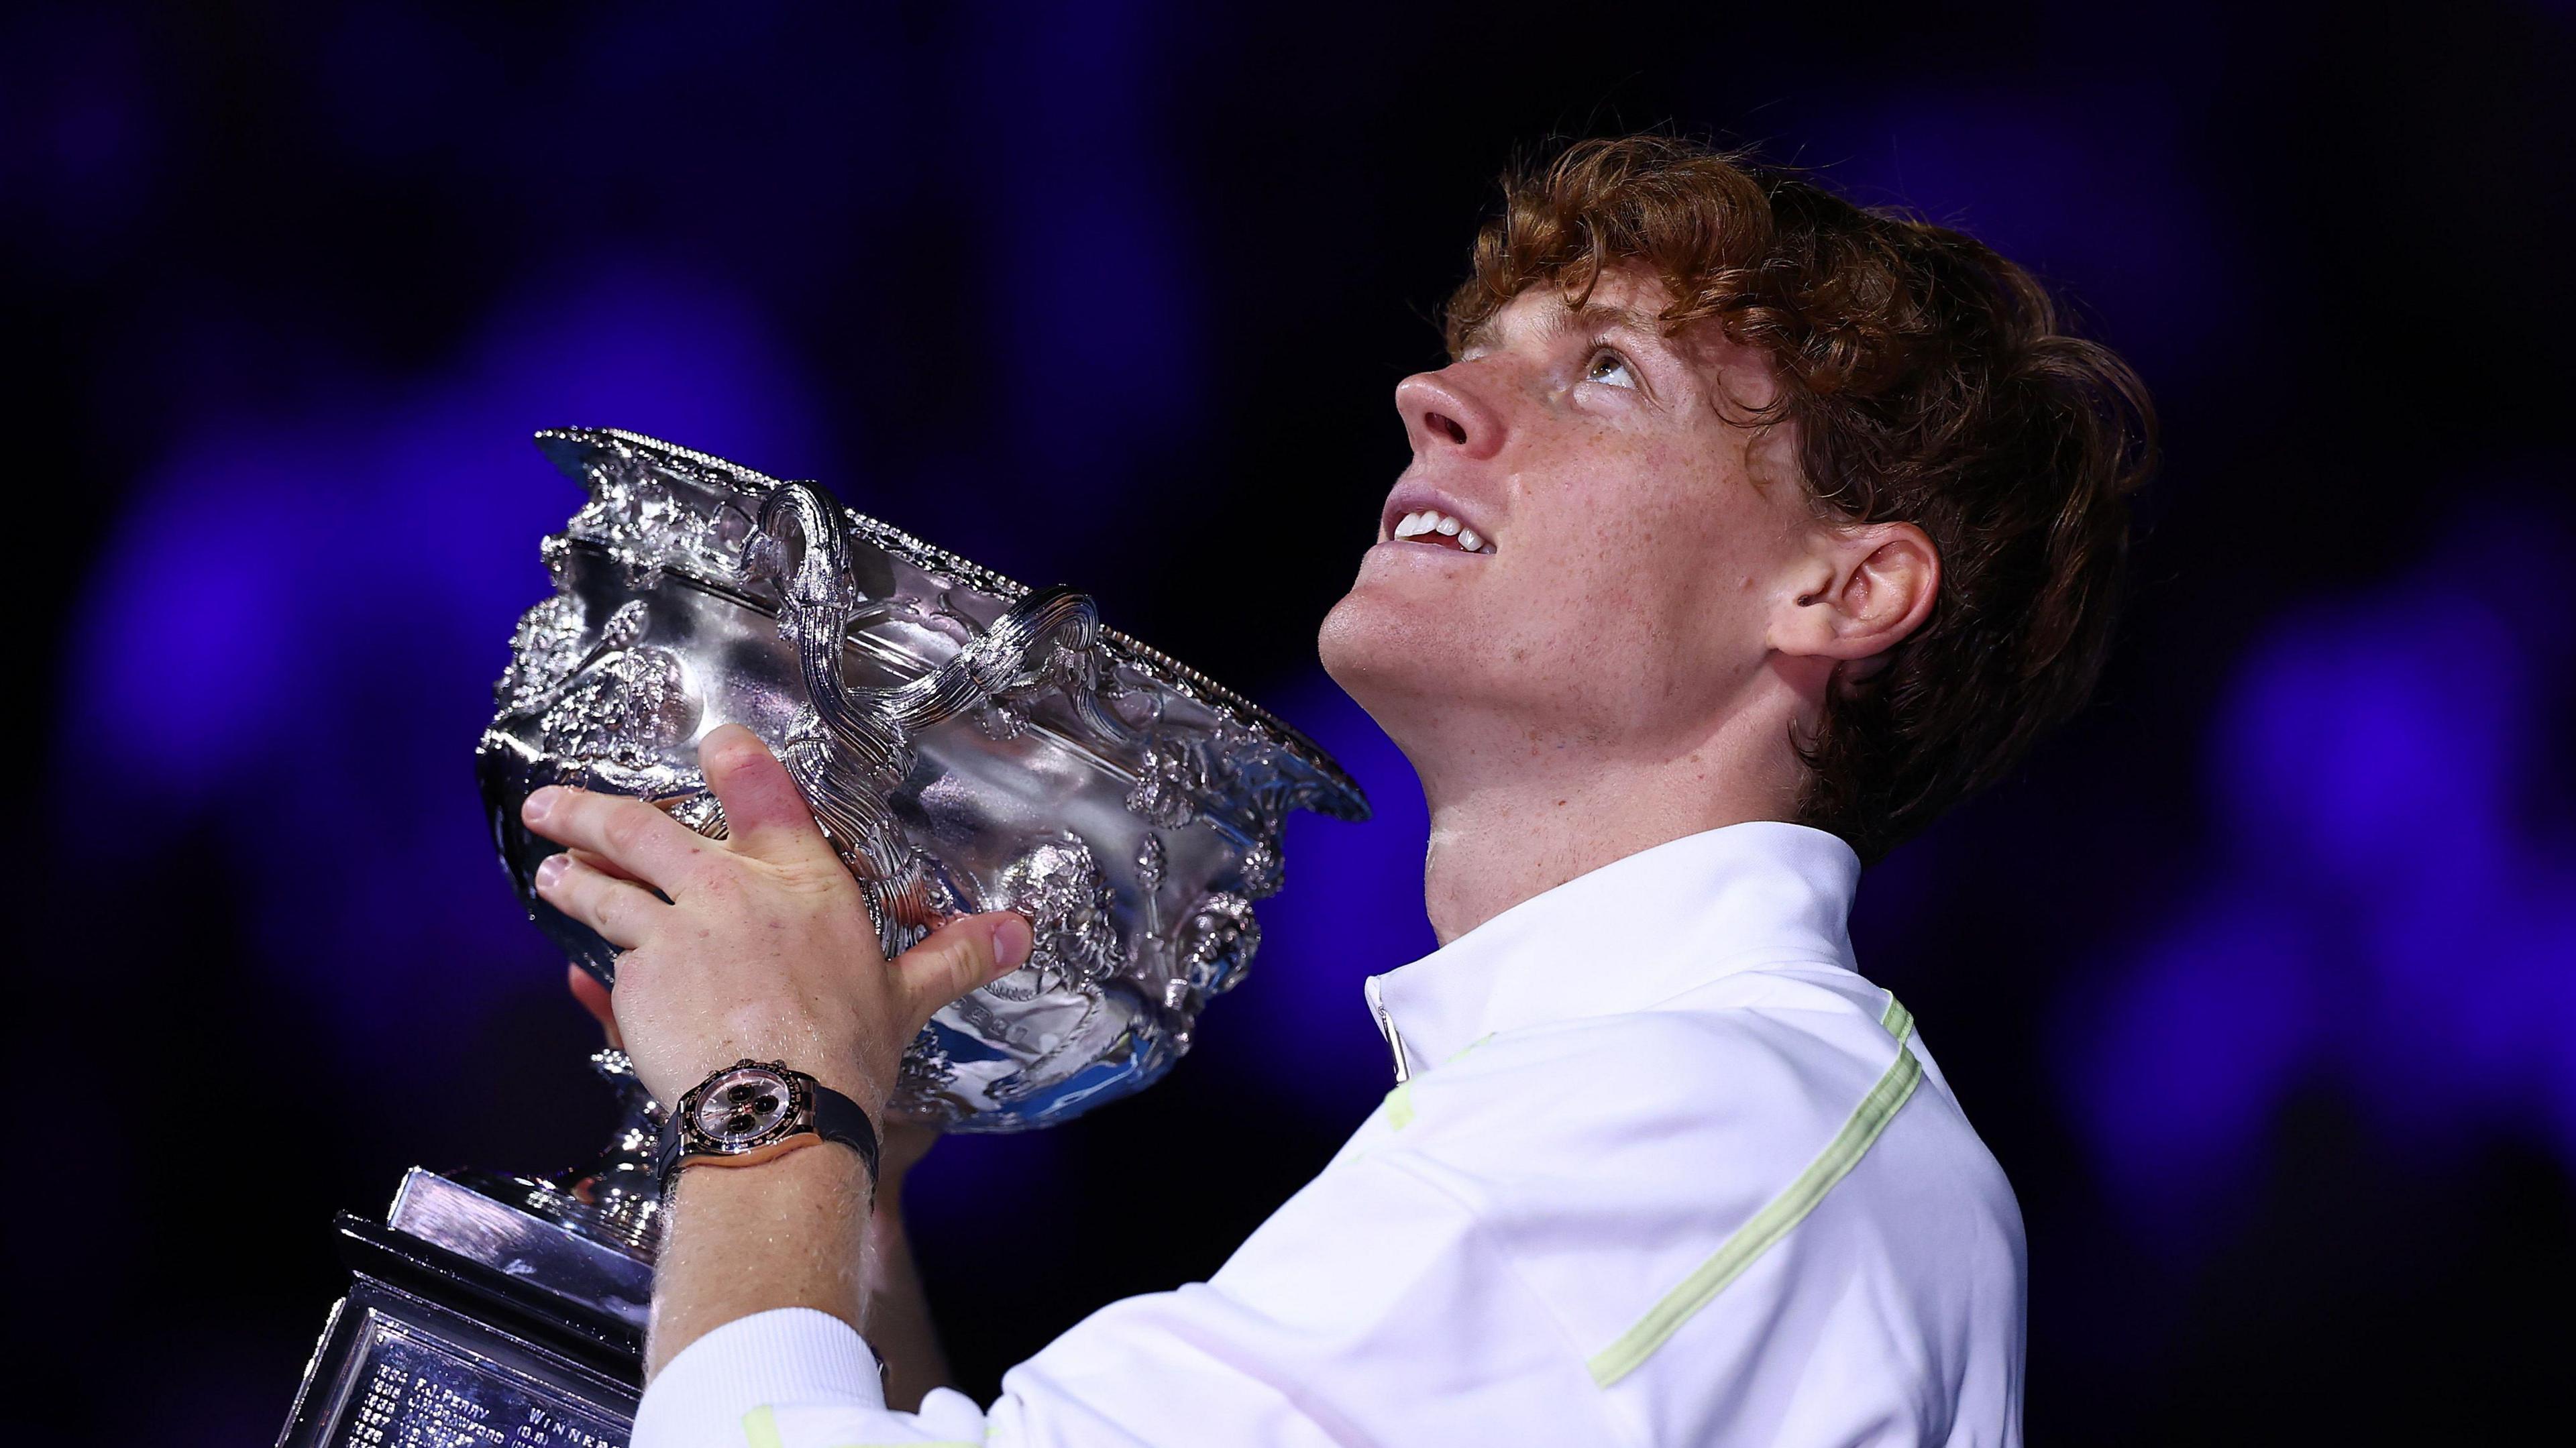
<box><xmin>534</xmin><ymin>854</ymin><xmax>569</xmax><ymax>890</ymax></box>
<box><xmin>524</xmin><ymin>787</ymin><xmax>559</xmax><ymax>824</ymax></box>
<box><xmin>992</xmin><ymin>913</ymin><xmax>1034</xmax><ymax>972</ymax></box>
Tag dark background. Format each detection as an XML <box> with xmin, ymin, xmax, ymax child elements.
<box><xmin>8</xmin><ymin>2</ymin><xmax>2572</xmax><ymax>1441</ymax></box>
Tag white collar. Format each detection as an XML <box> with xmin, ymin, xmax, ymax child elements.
<box><xmin>1362</xmin><ymin>822</ymin><xmax>1863</xmax><ymax>1080</ymax></box>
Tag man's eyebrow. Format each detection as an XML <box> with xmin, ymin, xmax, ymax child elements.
<box><xmin>1547</xmin><ymin>300</ymin><xmax>1674</xmax><ymax>346</ymax></box>
<box><xmin>1455</xmin><ymin>299</ymin><xmax>1672</xmax><ymax>359</ymax></box>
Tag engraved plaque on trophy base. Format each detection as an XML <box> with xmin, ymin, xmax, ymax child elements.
<box><xmin>277</xmin><ymin>1174</ymin><xmax>647</xmax><ymax>1447</ymax></box>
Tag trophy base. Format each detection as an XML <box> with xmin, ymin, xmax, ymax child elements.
<box><xmin>277</xmin><ymin>1170</ymin><xmax>650</xmax><ymax>1447</ymax></box>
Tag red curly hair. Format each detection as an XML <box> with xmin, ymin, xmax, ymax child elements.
<box><xmin>1446</xmin><ymin>135</ymin><xmax>2157</xmax><ymax>862</ymax></box>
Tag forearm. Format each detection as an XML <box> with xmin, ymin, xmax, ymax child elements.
<box><xmin>517</xmin><ymin>731</ymin><xmax>1028</xmax><ymax>1393</ymax></box>
<box><xmin>861</xmin><ymin>1193</ymin><xmax>954</xmax><ymax>1412</ymax></box>
<box><xmin>646</xmin><ymin>1144</ymin><xmax>874</xmax><ymax>1380</ymax></box>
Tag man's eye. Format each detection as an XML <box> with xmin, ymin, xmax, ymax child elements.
<box><xmin>1584</xmin><ymin>348</ymin><xmax>1638</xmax><ymax>389</ymax></box>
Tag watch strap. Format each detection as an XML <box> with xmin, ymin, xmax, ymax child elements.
<box><xmin>652</xmin><ymin>1114</ymin><xmax>688</xmax><ymax>1188</ymax></box>
<box><xmin>808</xmin><ymin>1081</ymin><xmax>883</xmax><ymax>1189</ymax></box>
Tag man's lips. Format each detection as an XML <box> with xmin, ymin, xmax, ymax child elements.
<box><xmin>1379</xmin><ymin>482</ymin><xmax>1495</xmax><ymax>553</ymax></box>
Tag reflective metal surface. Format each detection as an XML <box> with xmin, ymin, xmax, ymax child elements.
<box><xmin>478</xmin><ymin>427</ymin><xmax>1368</xmax><ymax>1133</ymax></box>
<box><xmin>388</xmin><ymin>1168</ymin><xmax>655</xmax><ymax>1331</ymax></box>
<box><xmin>276</xmin><ymin>1208</ymin><xmax>641</xmax><ymax>1448</ymax></box>
<box><xmin>443</xmin><ymin>1049</ymin><xmax>668</xmax><ymax>1275</ymax></box>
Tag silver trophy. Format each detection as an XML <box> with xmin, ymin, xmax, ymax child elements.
<box><xmin>278</xmin><ymin>429</ymin><xmax>1366</xmax><ymax>1446</ymax></box>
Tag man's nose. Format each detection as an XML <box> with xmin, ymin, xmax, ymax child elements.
<box><xmin>1395</xmin><ymin>366</ymin><xmax>1505</xmax><ymax>462</ymax></box>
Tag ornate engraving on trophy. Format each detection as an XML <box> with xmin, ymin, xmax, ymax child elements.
<box><xmin>1236</xmin><ymin>835</ymin><xmax>1284</xmax><ymax>899</ymax></box>
<box><xmin>565</xmin><ymin>447</ymin><xmax>757</xmax><ymax>590</ymax></box>
<box><xmin>896</xmin><ymin>1025</ymin><xmax>959</xmax><ymax>1093</ymax></box>
<box><xmin>995</xmin><ymin>834</ymin><xmax>1126</xmax><ymax>990</ymax></box>
<box><xmin>1178</xmin><ymin>892</ymin><xmax>1262</xmax><ymax>994</ymax></box>
<box><xmin>477</xmin><ymin>427</ymin><xmax>1367</xmax><ymax>1133</ymax></box>
<box><xmin>537</xmin><ymin>647</ymin><xmax>699</xmax><ymax>772</ymax></box>
<box><xmin>1124</xmin><ymin>736</ymin><xmax>1204</xmax><ymax>828</ymax></box>
<box><xmin>497</xmin><ymin>596</ymin><xmax>590</xmax><ymax>714</ymax></box>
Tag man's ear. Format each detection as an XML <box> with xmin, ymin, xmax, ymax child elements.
<box><xmin>1768</xmin><ymin>521</ymin><xmax>1940</xmax><ymax>671</ymax></box>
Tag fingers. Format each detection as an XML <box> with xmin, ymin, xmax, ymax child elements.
<box><xmin>533</xmin><ymin>850</ymin><xmax>670</xmax><ymax>950</ymax></box>
<box><xmin>566</xmin><ymin>846</ymin><xmax>640</xmax><ymax>882</ymax></box>
<box><xmin>523</xmin><ymin>787</ymin><xmax>713</xmax><ymax>893</ymax></box>
<box><xmin>892</xmin><ymin>911</ymin><xmax>1034</xmax><ymax>1024</ymax></box>
<box><xmin>698</xmin><ymin>724</ymin><xmax>835</xmax><ymax>862</ymax></box>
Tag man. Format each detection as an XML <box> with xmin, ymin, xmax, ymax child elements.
<box><xmin>525</xmin><ymin>134</ymin><xmax>2153</xmax><ymax>1445</ymax></box>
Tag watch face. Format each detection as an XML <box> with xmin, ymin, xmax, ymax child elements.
<box><xmin>690</xmin><ymin>1064</ymin><xmax>799</xmax><ymax>1149</ymax></box>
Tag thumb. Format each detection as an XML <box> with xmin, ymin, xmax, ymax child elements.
<box><xmin>894</xmin><ymin>911</ymin><xmax>1034</xmax><ymax>1022</ymax></box>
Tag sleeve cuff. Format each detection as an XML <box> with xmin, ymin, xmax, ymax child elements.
<box><xmin>633</xmin><ymin>1307</ymin><xmax>887</xmax><ymax>1448</ymax></box>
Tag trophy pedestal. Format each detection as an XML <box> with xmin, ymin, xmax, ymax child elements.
<box><xmin>277</xmin><ymin>1170</ymin><xmax>649</xmax><ymax>1447</ymax></box>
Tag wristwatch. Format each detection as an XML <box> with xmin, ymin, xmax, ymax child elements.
<box><xmin>653</xmin><ymin>1058</ymin><xmax>881</xmax><ymax>1192</ymax></box>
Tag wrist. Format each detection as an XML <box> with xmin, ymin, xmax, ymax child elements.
<box><xmin>665</xmin><ymin>1138</ymin><xmax>873</xmax><ymax>1215</ymax></box>
<box><xmin>651</xmin><ymin>1146</ymin><xmax>873</xmax><ymax>1376</ymax></box>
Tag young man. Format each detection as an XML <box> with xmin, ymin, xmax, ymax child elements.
<box><xmin>525</xmin><ymin>135</ymin><xmax>2153</xmax><ymax>1446</ymax></box>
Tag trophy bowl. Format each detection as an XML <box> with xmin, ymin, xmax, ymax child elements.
<box><xmin>477</xmin><ymin>427</ymin><xmax>1367</xmax><ymax>1134</ymax></box>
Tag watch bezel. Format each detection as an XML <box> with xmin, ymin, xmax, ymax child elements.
<box><xmin>674</xmin><ymin>1058</ymin><xmax>818</xmax><ymax>1160</ymax></box>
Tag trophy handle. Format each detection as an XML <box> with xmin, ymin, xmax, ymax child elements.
<box><xmin>752</xmin><ymin>482</ymin><xmax>1141</xmax><ymax>955</ymax></box>
<box><xmin>755</xmin><ymin>482</ymin><xmax>938</xmax><ymax>951</ymax></box>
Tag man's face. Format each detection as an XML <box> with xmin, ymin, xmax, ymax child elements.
<box><xmin>1319</xmin><ymin>266</ymin><xmax>1821</xmax><ymax>761</ymax></box>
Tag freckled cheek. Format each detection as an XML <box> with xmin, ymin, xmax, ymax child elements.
<box><xmin>1505</xmin><ymin>435</ymin><xmax>1728</xmax><ymax>608</ymax></box>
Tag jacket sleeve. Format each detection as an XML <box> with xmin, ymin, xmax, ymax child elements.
<box><xmin>631</xmin><ymin>1125</ymin><xmax>1623</xmax><ymax>1448</ymax></box>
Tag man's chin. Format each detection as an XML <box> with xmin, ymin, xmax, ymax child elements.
<box><xmin>1315</xmin><ymin>590</ymin><xmax>1377</xmax><ymax>694</ymax></box>
<box><xmin>1318</xmin><ymin>588</ymin><xmax>1479</xmax><ymax>708</ymax></box>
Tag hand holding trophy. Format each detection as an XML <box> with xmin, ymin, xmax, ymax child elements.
<box><xmin>517</xmin><ymin>725</ymin><xmax>1038</xmax><ymax>1118</ymax></box>
<box><xmin>275</xmin><ymin>429</ymin><xmax>1364</xmax><ymax>1447</ymax></box>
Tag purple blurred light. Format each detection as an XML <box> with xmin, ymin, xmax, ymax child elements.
<box><xmin>2215</xmin><ymin>592</ymin><xmax>2523</xmax><ymax>881</ymax></box>
<box><xmin>938</xmin><ymin>0</ymin><xmax>1208</xmax><ymax>552</ymax></box>
<box><xmin>3</xmin><ymin>7</ymin><xmax>158</xmax><ymax>257</ymax></box>
<box><xmin>1791</xmin><ymin>83</ymin><xmax>2237</xmax><ymax>370</ymax></box>
<box><xmin>2060</xmin><ymin>513</ymin><xmax>2576</xmax><ymax>1230</ymax></box>
<box><xmin>2058</xmin><ymin>895</ymin><xmax>2324</xmax><ymax>1217</ymax></box>
<box><xmin>58</xmin><ymin>262</ymin><xmax>826</xmax><ymax>1078</ymax></box>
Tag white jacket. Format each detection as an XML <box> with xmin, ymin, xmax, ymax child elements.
<box><xmin>637</xmin><ymin>822</ymin><xmax>2026</xmax><ymax>1447</ymax></box>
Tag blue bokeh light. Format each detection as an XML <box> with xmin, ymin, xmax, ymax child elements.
<box><xmin>60</xmin><ymin>263</ymin><xmax>830</xmax><ymax>1073</ymax></box>
<box><xmin>2059</xmin><ymin>509</ymin><xmax>2576</xmax><ymax>1222</ymax></box>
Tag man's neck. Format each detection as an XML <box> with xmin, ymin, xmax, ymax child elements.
<box><xmin>1410</xmin><ymin>703</ymin><xmax>1810</xmax><ymax>945</ymax></box>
